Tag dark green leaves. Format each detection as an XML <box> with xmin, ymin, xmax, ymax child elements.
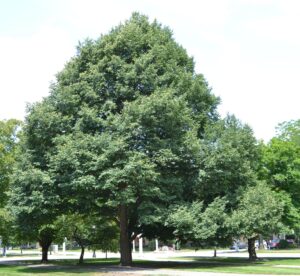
<box><xmin>0</xmin><ymin>119</ymin><xmax>20</xmax><ymax>206</ymax></box>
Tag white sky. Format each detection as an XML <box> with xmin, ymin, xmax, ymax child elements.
<box><xmin>1</xmin><ymin>0</ymin><xmax>299</xmax><ymax>142</ymax></box>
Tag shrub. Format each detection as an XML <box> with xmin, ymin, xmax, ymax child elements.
<box><xmin>278</xmin><ymin>239</ymin><xmax>289</xmax><ymax>249</ymax></box>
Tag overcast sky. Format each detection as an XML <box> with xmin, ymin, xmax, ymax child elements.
<box><xmin>1</xmin><ymin>0</ymin><xmax>299</xmax><ymax>141</ymax></box>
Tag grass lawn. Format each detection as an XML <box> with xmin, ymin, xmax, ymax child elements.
<box><xmin>1</xmin><ymin>257</ymin><xmax>300</xmax><ymax>275</ymax></box>
<box><xmin>0</xmin><ymin>258</ymin><xmax>121</xmax><ymax>276</ymax></box>
<box><xmin>156</xmin><ymin>256</ymin><xmax>300</xmax><ymax>275</ymax></box>
<box><xmin>257</xmin><ymin>249</ymin><xmax>300</xmax><ymax>253</ymax></box>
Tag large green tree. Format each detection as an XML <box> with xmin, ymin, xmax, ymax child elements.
<box><xmin>12</xmin><ymin>13</ymin><xmax>219</xmax><ymax>266</ymax></box>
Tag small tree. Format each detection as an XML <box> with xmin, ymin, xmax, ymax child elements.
<box><xmin>56</xmin><ymin>214</ymin><xmax>118</xmax><ymax>264</ymax></box>
<box><xmin>228</xmin><ymin>182</ymin><xmax>284</xmax><ymax>260</ymax></box>
<box><xmin>193</xmin><ymin>198</ymin><xmax>231</xmax><ymax>257</ymax></box>
<box><xmin>166</xmin><ymin>197</ymin><xmax>230</xmax><ymax>256</ymax></box>
<box><xmin>89</xmin><ymin>222</ymin><xmax>119</xmax><ymax>259</ymax></box>
<box><xmin>9</xmin><ymin>167</ymin><xmax>58</xmax><ymax>262</ymax></box>
<box><xmin>0</xmin><ymin>208</ymin><xmax>13</xmax><ymax>256</ymax></box>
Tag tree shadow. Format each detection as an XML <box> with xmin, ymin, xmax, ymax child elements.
<box><xmin>3</xmin><ymin>256</ymin><xmax>300</xmax><ymax>274</ymax></box>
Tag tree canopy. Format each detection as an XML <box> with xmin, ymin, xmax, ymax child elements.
<box><xmin>276</xmin><ymin>119</ymin><xmax>300</xmax><ymax>145</ymax></box>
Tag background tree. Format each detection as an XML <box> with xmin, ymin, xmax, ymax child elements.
<box><xmin>55</xmin><ymin>214</ymin><xmax>119</xmax><ymax>264</ymax></box>
<box><xmin>276</xmin><ymin>119</ymin><xmax>300</xmax><ymax>145</ymax></box>
<box><xmin>0</xmin><ymin>208</ymin><xmax>13</xmax><ymax>256</ymax></box>
<box><xmin>260</xmin><ymin>120</ymin><xmax>300</xmax><ymax>232</ymax></box>
<box><xmin>0</xmin><ymin>119</ymin><xmax>20</xmax><ymax>206</ymax></box>
<box><xmin>228</xmin><ymin>181</ymin><xmax>285</xmax><ymax>260</ymax></box>
<box><xmin>161</xmin><ymin>114</ymin><xmax>261</xmax><ymax>259</ymax></box>
<box><xmin>0</xmin><ymin>119</ymin><xmax>20</xmax><ymax>254</ymax></box>
<box><xmin>89</xmin><ymin>222</ymin><xmax>119</xmax><ymax>260</ymax></box>
<box><xmin>9</xmin><ymin>165</ymin><xmax>58</xmax><ymax>262</ymax></box>
<box><xmin>193</xmin><ymin>197</ymin><xmax>231</xmax><ymax>257</ymax></box>
<box><xmin>196</xmin><ymin>115</ymin><xmax>259</xmax><ymax>206</ymax></box>
<box><xmin>9</xmin><ymin>98</ymin><xmax>77</xmax><ymax>263</ymax></box>
<box><xmin>166</xmin><ymin>197</ymin><xmax>230</xmax><ymax>257</ymax></box>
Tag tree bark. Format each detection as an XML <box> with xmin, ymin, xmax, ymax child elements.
<box><xmin>78</xmin><ymin>246</ymin><xmax>85</xmax><ymax>264</ymax></box>
<box><xmin>248</xmin><ymin>237</ymin><xmax>258</xmax><ymax>260</ymax></box>
<box><xmin>258</xmin><ymin>234</ymin><xmax>264</xmax><ymax>249</ymax></box>
<box><xmin>119</xmin><ymin>204</ymin><xmax>132</xmax><ymax>266</ymax></box>
<box><xmin>40</xmin><ymin>243</ymin><xmax>51</xmax><ymax>263</ymax></box>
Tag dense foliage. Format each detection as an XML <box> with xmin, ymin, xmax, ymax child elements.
<box><xmin>0</xmin><ymin>119</ymin><xmax>20</xmax><ymax>206</ymax></box>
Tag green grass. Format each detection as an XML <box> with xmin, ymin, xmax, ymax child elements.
<box><xmin>154</xmin><ymin>256</ymin><xmax>300</xmax><ymax>275</ymax></box>
<box><xmin>0</xmin><ymin>258</ymin><xmax>120</xmax><ymax>275</ymax></box>
<box><xmin>258</xmin><ymin>248</ymin><xmax>300</xmax><ymax>253</ymax></box>
<box><xmin>0</xmin><ymin>264</ymin><xmax>91</xmax><ymax>276</ymax></box>
<box><xmin>1</xmin><ymin>257</ymin><xmax>300</xmax><ymax>275</ymax></box>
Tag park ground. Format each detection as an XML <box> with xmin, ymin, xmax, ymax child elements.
<box><xmin>2</xmin><ymin>249</ymin><xmax>300</xmax><ymax>275</ymax></box>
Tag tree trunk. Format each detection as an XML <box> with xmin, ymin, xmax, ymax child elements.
<box><xmin>78</xmin><ymin>246</ymin><xmax>85</xmax><ymax>264</ymax></box>
<box><xmin>258</xmin><ymin>234</ymin><xmax>264</xmax><ymax>250</ymax></box>
<box><xmin>39</xmin><ymin>239</ymin><xmax>52</xmax><ymax>263</ymax></box>
<box><xmin>119</xmin><ymin>204</ymin><xmax>132</xmax><ymax>266</ymax></box>
<box><xmin>248</xmin><ymin>237</ymin><xmax>257</xmax><ymax>260</ymax></box>
<box><xmin>41</xmin><ymin>243</ymin><xmax>50</xmax><ymax>263</ymax></box>
<box><xmin>213</xmin><ymin>247</ymin><xmax>217</xmax><ymax>257</ymax></box>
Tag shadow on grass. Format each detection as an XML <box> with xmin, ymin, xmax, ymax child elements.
<box><xmin>134</xmin><ymin>256</ymin><xmax>300</xmax><ymax>271</ymax></box>
<box><xmin>0</xmin><ymin>258</ymin><xmax>121</xmax><ymax>274</ymax></box>
<box><xmin>3</xmin><ymin>256</ymin><xmax>300</xmax><ymax>274</ymax></box>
